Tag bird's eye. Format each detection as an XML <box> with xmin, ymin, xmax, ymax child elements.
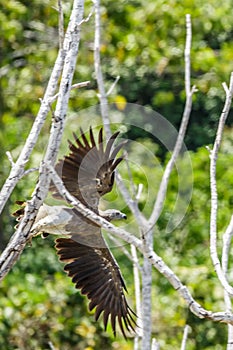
<box><xmin>96</xmin><ymin>178</ymin><xmax>102</xmax><ymax>188</ymax></box>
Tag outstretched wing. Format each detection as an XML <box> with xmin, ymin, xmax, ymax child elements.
<box><xmin>55</xmin><ymin>236</ymin><xmax>136</xmax><ymax>338</ymax></box>
<box><xmin>50</xmin><ymin>127</ymin><xmax>125</xmax><ymax>212</ymax></box>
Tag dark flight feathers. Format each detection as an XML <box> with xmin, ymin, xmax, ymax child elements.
<box><xmin>14</xmin><ymin>127</ymin><xmax>136</xmax><ymax>337</ymax></box>
<box><xmin>52</xmin><ymin>127</ymin><xmax>136</xmax><ymax>337</ymax></box>
<box><xmin>56</xmin><ymin>238</ymin><xmax>136</xmax><ymax>338</ymax></box>
<box><xmin>50</xmin><ymin>127</ymin><xmax>126</xmax><ymax>211</ymax></box>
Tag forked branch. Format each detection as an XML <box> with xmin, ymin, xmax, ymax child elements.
<box><xmin>209</xmin><ymin>72</ymin><xmax>233</xmax><ymax>295</ymax></box>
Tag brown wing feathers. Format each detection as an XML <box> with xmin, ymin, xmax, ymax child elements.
<box><xmin>14</xmin><ymin>127</ymin><xmax>136</xmax><ymax>337</ymax></box>
<box><xmin>55</xmin><ymin>238</ymin><xmax>136</xmax><ymax>338</ymax></box>
<box><xmin>51</xmin><ymin>127</ymin><xmax>125</xmax><ymax>206</ymax></box>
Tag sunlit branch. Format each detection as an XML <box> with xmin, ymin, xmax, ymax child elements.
<box><xmin>180</xmin><ymin>325</ymin><xmax>191</xmax><ymax>350</ymax></box>
<box><xmin>209</xmin><ymin>72</ymin><xmax>233</xmax><ymax>296</ymax></box>
<box><xmin>0</xmin><ymin>0</ymin><xmax>85</xmax><ymax>281</ymax></box>
<box><xmin>148</xmin><ymin>14</ymin><xmax>197</xmax><ymax>229</ymax></box>
<box><xmin>45</xmin><ymin>163</ymin><xmax>233</xmax><ymax>327</ymax></box>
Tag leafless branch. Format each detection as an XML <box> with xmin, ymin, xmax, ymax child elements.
<box><xmin>107</xmin><ymin>233</ymin><xmax>137</xmax><ymax>264</ymax></box>
<box><xmin>148</xmin><ymin>15</ymin><xmax>197</xmax><ymax>229</ymax></box>
<box><xmin>0</xmin><ymin>49</ymin><xmax>64</xmax><ymax>215</ymax></box>
<box><xmin>106</xmin><ymin>75</ymin><xmax>120</xmax><ymax>96</ymax></box>
<box><xmin>151</xmin><ymin>338</ymin><xmax>160</xmax><ymax>350</ymax></box>
<box><xmin>23</xmin><ymin>167</ymin><xmax>39</xmax><ymax>177</ymax></box>
<box><xmin>48</xmin><ymin>341</ymin><xmax>56</xmax><ymax>350</ymax></box>
<box><xmin>135</xmin><ymin>183</ymin><xmax>143</xmax><ymax>202</ymax></box>
<box><xmin>184</xmin><ymin>14</ymin><xmax>191</xmax><ymax>95</ymax></box>
<box><xmin>124</xmin><ymin>152</ymin><xmax>137</xmax><ymax>198</ymax></box>
<box><xmin>6</xmin><ymin>151</ymin><xmax>39</xmax><ymax>179</ymax></box>
<box><xmin>93</xmin><ymin>6</ymin><xmax>151</xmax><ymax>346</ymax></box>
<box><xmin>209</xmin><ymin>72</ymin><xmax>233</xmax><ymax>296</ymax></box>
<box><xmin>180</xmin><ymin>325</ymin><xmax>191</xmax><ymax>350</ymax></box>
<box><xmin>131</xmin><ymin>244</ymin><xmax>143</xmax><ymax>340</ymax></box>
<box><xmin>58</xmin><ymin>0</ymin><xmax>64</xmax><ymax>48</ymax></box>
<box><xmin>48</xmin><ymin>80</ymin><xmax>90</xmax><ymax>103</ymax></box>
<box><xmin>222</xmin><ymin>215</ymin><xmax>233</xmax><ymax>284</ymax></box>
<box><xmin>0</xmin><ymin>0</ymin><xmax>85</xmax><ymax>281</ymax></box>
<box><xmin>78</xmin><ymin>6</ymin><xmax>94</xmax><ymax>26</ymax></box>
<box><xmin>93</xmin><ymin>0</ymin><xmax>145</xmax><ymax>226</ymax></box>
<box><xmin>222</xmin><ymin>215</ymin><xmax>233</xmax><ymax>349</ymax></box>
<box><xmin>45</xmin><ymin>163</ymin><xmax>233</xmax><ymax>327</ymax></box>
<box><xmin>6</xmin><ymin>151</ymin><xmax>15</xmax><ymax>167</ymax></box>
<box><xmin>93</xmin><ymin>0</ymin><xmax>111</xmax><ymax>136</ymax></box>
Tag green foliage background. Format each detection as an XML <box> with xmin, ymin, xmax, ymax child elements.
<box><xmin>1</xmin><ymin>0</ymin><xmax>233</xmax><ymax>349</ymax></box>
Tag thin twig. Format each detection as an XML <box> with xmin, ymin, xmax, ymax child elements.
<box><xmin>151</xmin><ymin>338</ymin><xmax>160</xmax><ymax>350</ymax></box>
<box><xmin>180</xmin><ymin>325</ymin><xmax>191</xmax><ymax>350</ymax></box>
<box><xmin>184</xmin><ymin>14</ymin><xmax>191</xmax><ymax>96</ymax></box>
<box><xmin>23</xmin><ymin>167</ymin><xmax>39</xmax><ymax>176</ymax></box>
<box><xmin>6</xmin><ymin>153</ymin><xmax>39</xmax><ymax>178</ymax></box>
<box><xmin>209</xmin><ymin>72</ymin><xmax>233</xmax><ymax>296</ymax></box>
<box><xmin>135</xmin><ymin>183</ymin><xmax>143</xmax><ymax>202</ymax></box>
<box><xmin>106</xmin><ymin>75</ymin><xmax>120</xmax><ymax>96</ymax></box>
<box><xmin>58</xmin><ymin>0</ymin><xmax>64</xmax><ymax>49</ymax></box>
<box><xmin>6</xmin><ymin>151</ymin><xmax>15</xmax><ymax>167</ymax></box>
<box><xmin>148</xmin><ymin>15</ymin><xmax>196</xmax><ymax>229</ymax></box>
<box><xmin>222</xmin><ymin>82</ymin><xmax>229</xmax><ymax>94</ymax></box>
<box><xmin>48</xmin><ymin>341</ymin><xmax>57</xmax><ymax>350</ymax></box>
<box><xmin>222</xmin><ymin>215</ymin><xmax>233</xmax><ymax>349</ymax></box>
<box><xmin>78</xmin><ymin>6</ymin><xmax>94</xmax><ymax>26</ymax></box>
<box><xmin>131</xmin><ymin>244</ymin><xmax>143</xmax><ymax>339</ymax></box>
<box><xmin>125</xmin><ymin>152</ymin><xmax>137</xmax><ymax>198</ymax></box>
<box><xmin>107</xmin><ymin>233</ymin><xmax>137</xmax><ymax>265</ymax></box>
<box><xmin>222</xmin><ymin>215</ymin><xmax>233</xmax><ymax>284</ymax></box>
<box><xmin>48</xmin><ymin>81</ymin><xmax>90</xmax><ymax>103</ymax></box>
<box><xmin>93</xmin><ymin>0</ymin><xmax>111</xmax><ymax>136</ymax></box>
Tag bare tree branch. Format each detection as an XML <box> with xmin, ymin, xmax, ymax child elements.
<box><xmin>44</xmin><ymin>163</ymin><xmax>233</xmax><ymax>327</ymax></box>
<box><xmin>148</xmin><ymin>14</ymin><xmax>197</xmax><ymax>229</ymax></box>
<box><xmin>209</xmin><ymin>72</ymin><xmax>233</xmax><ymax>296</ymax></box>
<box><xmin>108</xmin><ymin>233</ymin><xmax>137</xmax><ymax>265</ymax></box>
<box><xmin>93</xmin><ymin>2</ymin><xmax>152</xmax><ymax>346</ymax></box>
<box><xmin>0</xmin><ymin>0</ymin><xmax>85</xmax><ymax>281</ymax></box>
<box><xmin>131</xmin><ymin>244</ymin><xmax>143</xmax><ymax>341</ymax></box>
<box><xmin>151</xmin><ymin>338</ymin><xmax>160</xmax><ymax>350</ymax></box>
<box><xmin>106</xmin><ymin>75</ymin><xmax>120</xmax><ymax>96</ymax></box>
<box><xmin>184</xmin><ymin>14</ymin><xmax>192</xmax><ymax>96</ymax></box>
<box><xmin>0</xmin><ymin>48</ymin><xmax>64</xmax><ymax>215</ymax></box>
<box><xmin>222</xmin><ymin>215</ymin><xmax>233</xmax><ymax>284</ymax></box>
<box><xmin>1</xmin><ymin>3</ymin><xmax>233</xmax><ymax>347</ymax></box>
<box><xmin>222</xmin><ymin>215</ymin><xmax>233</xmax><ymax>349</ymax></box>
<box><xmin>93</xmin><ymin>0</ymin><xmax>145</xmax><ymax>226</ymax></box>
<box><xmin>93</xmin><ymin>0</ymin><xmax>111</xmax><ymax>136</ymax></box>
<box><xmin>58</xmin><ymin>0</ymin><xmax>64</xmax><ymax>48</ymax></box>
<box><xmin>180</xmin><ymin>325</ymin><xmax>191</xmax><ymax>350</ymax></box>
<box><xmin>48</xmin><ymin>80</ymin><xmax>90</xmax><ymax>104</ymax></box>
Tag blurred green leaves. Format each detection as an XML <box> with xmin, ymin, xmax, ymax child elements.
<box><xmin>1</xmin><ymin>0</ymin><xmax>233</xmax><ymax>348</ymax></box>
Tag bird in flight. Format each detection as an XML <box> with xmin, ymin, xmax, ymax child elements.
<box><xmin>13</xmin><ymin>127</ymin><xmax>136</xmax><ymax>338</ymax></box>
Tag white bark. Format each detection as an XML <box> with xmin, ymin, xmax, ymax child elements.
<box><xmin>43</xmin><ymin>163</ymin><xmax>233</xmax><ymax>327</ymax></box>
<box><xmin>180</xmin><ymin>325</ymin><xmax>191</xmax><ymax>350</ymax></box>
<box><xmin>209</xmin><ymin>72</ymin><xmax>233</xmax><ymax>295</ymax></box>
<box><xmin>0</xmin><ymin>48</ymin><xmax>65</xmax><ymax>214</ymax></box>
<box><xmin>0</xmin><ymin>0</ymin><xmax>85</xmax><ymax>280</ymax></box>
<box><xmin>93</xmin><ymin>0</ymin><xmax>111</xmax><ymax>136</ymax></box>
<box><xmin>222</xmin><ymin>216</ymin><xmax>233</xmax><ymax>350</ymax></box>
<box><xmin>148</xmin><ymin>14</ymin><xmax>197</xmax><ymax>228</ymax></box>
<box><xmin>1</xmin><ymin>5</ymin><xmax>233</xmax><ymax>349</ymax></box>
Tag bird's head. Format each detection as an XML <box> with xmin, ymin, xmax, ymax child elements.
<box><xmin>99</xmin><ymin>209</ymin><xmax>127</xmax><ymax>222</ymax></box>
